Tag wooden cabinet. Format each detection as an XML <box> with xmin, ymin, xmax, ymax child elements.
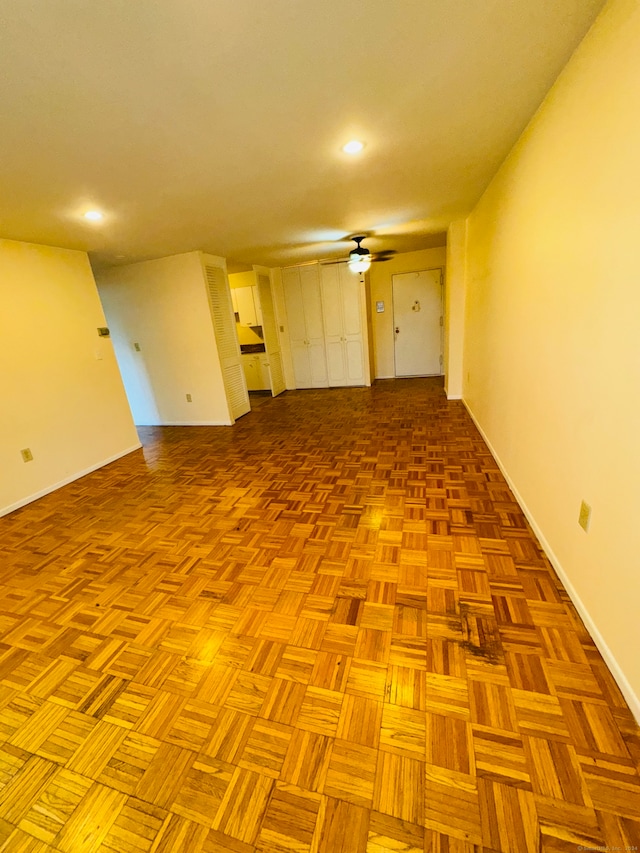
<box><xmin>282</xmin><ymin>264</ymin><xmax>328</xmax><ymax>388</ymax></box>
<box><xmin>241</xmin><ymin>353</ymin><xmax>270</xmax><ymax>390</ymax></box>
<box><xmin>233</xmin><ymin>285</ymin><xmax>262</xmax><ymax>326</ymax></box>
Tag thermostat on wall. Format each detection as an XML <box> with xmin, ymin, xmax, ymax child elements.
<box><xmin>97</xmin><ymin>327</ymin><xmax>110</xmax><ymax>337</ymax></box>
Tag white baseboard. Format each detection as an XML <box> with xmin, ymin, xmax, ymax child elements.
<box><xmin>463</xmin><ymin>399</ymin><xmax>640</xmax><ymax>724</ymax></box>
<box><xmin>161</xmin><ymin>421</ymin><xmax>232</xmax><ymax>426</ymax></box>
<box><xmin>1</xmin><ymin>443</ymin><xmax>143</xmax><ymax>519</ymax></box>
<box><xmin>136</xmin><ymin>421</ymin><xmax>232</xmax><ymax>426</ymax></box>
<box><xmin>446</xmin><ymin>393</ymin><xmax>463</xmax><ymax>400</ymax></box>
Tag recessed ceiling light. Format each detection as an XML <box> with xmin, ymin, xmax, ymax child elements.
<box><xmin>342</xmin><ymin>140</ymin><xmax>365</xmax><ymax>154</ymax></box>
<box><xmin>83</xmin><ymin>210</ymin><xmax>104</xmax><ymax>222</ymax></box>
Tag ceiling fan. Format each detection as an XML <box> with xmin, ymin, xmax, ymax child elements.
<box><xmin>321</xmin><ymin>235</ymin><xmax>396</xmax><ymax>274</ymax></box>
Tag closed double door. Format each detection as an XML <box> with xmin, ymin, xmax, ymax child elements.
<box><xmin>282</xmin><ymin>262</ymin><xmax>367</xmax><ymax>389</ymax></box>
<box><xmin>319</xmin><ymin>263</ymin><xmax>365</xmax><ymax>386</ymax></box>
<box><xmin>282</xmin><ymin>264</ymin><xmax>328</xmax><ymax>388</ymax></box>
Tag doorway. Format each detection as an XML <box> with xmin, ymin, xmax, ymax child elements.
<box><xmin>392</xmin><ymin>269</ymin><xmax>442</xmax><ymax>376</ymax></box>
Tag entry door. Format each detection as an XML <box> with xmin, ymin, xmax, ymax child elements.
<box><xmin>393</xmin><ymin>269</ymin><xmax>442</xmax><ymax>376</ymax></box>
<box><xmin>256</xmin><ymin>272</ymin><xmax>286</xmax><ymax>396</ymax></box>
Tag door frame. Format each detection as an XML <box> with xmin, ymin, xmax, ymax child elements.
<box><xmin>392</xmin><ymin>267</ymin><xmax>444</xmax><ymax>377</ymax></box>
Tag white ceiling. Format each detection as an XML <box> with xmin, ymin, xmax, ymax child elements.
<box><xmin>0</xmin><ymin>0</ymin><xmax>605</xmax><ymax>271</ymax></box>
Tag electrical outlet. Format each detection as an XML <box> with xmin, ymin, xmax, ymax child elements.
<box><xmin>134</xmin><ymin>342</ymin><xmax>141</xmax><ymax>352</ymax></box>
<box><xmin>578</xmin><ymin>500</ymin><xmax>591</xmax><ymax>532</ymax></box>
<box><xmin>21</xmin><ymin>448</ymin><xmax>33</xmax><ymax>462</ymax></box>
<box><xmin>186</xmin><ymin>393</ymin><xmax>192</xmax><ymax>402</ymax></box>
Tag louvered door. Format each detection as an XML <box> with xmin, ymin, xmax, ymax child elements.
<box><xmin>256</xmin><ymin>272</ymin><xmax>285</xmax><ymax>397</ymax></box>
<box><xmin>204</xmin><ymin>264</ymin><xmax>250</xmax><ymax>421</ymax></box>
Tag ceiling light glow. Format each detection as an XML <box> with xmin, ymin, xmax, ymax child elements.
<box><xmin>342</xmin><ymin>140</ymin><xmax>365</xmax><ymax>154</ymax></box>
<box><xmin>83</xmin><ymin>210</ymin><xmax>104</xmax><ymax>222</ymax></box>
<box><xmin>348</xmin><ymin>254</ymin><xmax>371</xmax><ymax>274</ymax></box>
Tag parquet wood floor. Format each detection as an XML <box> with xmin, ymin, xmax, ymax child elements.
<box><xmin>1</xmin><ymin>378</ymin><xmax>639</xmax><ymax>852</ymax></box>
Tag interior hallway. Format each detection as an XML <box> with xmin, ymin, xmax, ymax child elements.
<box><xmin>0</xmin><ymin>379</ymin><xmax>638</xmax><ymax>851</ymax></box>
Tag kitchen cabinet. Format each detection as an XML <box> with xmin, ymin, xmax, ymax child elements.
<box><xmin>233</xmin><ymin>285</ymin><xmax>262</xmax><ymax>326</ymax></box>
<box><xmin>241</xmin><ymin>352</ymin><xmax>270</xmax><ymax>391</ymax></box>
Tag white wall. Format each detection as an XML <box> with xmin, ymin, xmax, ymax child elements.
<box><xmin>444</xmin><ymin>221</ymin><xmax>467</xmax><ymax>399</ymax></box>
<box><xmin>463</xmin><ymin>0</ymin><xmax>640</xmax><ymax>715</ymax></box>
<box><xmin>369</xmin><ymin>247</ymin><xmax>446</xmax><ymax>378</ymax></box>
<box><xmin>0</xmin><ymin>239</ymin><xmax>140</xmax><ymax>516</ymax></box>
<box><xmin>96</xmin><ymin>252</ymin><xmax>232</xmax><ymax>425</ymax></box>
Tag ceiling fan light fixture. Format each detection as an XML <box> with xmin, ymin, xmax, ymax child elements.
<box><xmin>348</xmin><ymin>253</ymin><xmax>371</xmax><ymax>273</ymax></box>
<box><xmin>349</xmin><ymin>255</ymin><xmax>371</xmax><ymax>273</ymax></box>
<box><xmin>348</xmin><ymin>235</ymin><xmax>372</xmax><ymax>273</ymax></box>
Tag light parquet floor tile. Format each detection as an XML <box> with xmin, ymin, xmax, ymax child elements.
<box><xmin>1</xmin><ymin>379</ymin><xmax>638</xmax><ymax>850</ymax></box>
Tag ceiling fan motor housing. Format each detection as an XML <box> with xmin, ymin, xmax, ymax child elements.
<box><xmin>349</xmin><ymin>235</ymin><xmax>371</xmax><ymax>262</ymax></box>
<box><xmin>350</xmin><ymin>245</ymin><xmax>369</xmax><ymax>261</ymax></box>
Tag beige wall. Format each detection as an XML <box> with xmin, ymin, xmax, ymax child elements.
<box><xmin>228</xmin><ymin>271</ymin><xmax>255</xmax><ymax>289</ymax></box>
<box><xmin>369</xmin><ymin>247</ymin><xmax>446</xmax><ymax>378</ymax></box>
<box><xmin>0</xmin><ymin>239</ymin><xmax>139</xmax><ymax>516</ymax></box>
<box><xmin>463</xmin><ymin>0</ymin><xmax>640</xmax><ymax>714</ymax></box>
<box><xmin>444</xmin><ymin>220</ymin><xmax>467</xmax><ymax>399</ymax></box>
<box><xmin>96</xmin><ymin>253</ymin><xmax>232</xmax><ymax>425</ymax></box>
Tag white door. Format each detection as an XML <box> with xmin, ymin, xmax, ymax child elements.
<box><xmin>393</xmin><ymin>269</ymin><xmax>442</xmax><ymax>376</ymax></box>
<box><xmin>282</xmin><ymin>266</ymin><xmax>311</xmax><ymax>388</ymax></box>
<box><xmin>204</xmin><ymin>263</ymin><xmax>251</xmax><ymax>420</ymax></box>
<box><xmin>301</xmin><ymin>265</ymin><xmax>328</xmax><ymax>387</ymax></box>
<box><xmin>319</xmin><ymin>263</ymin><xmax>365</xmax><ymax>386</ymax></box>
<box><xmin>339</xmin><ymin>263</ymin><xmax>365</xmax><ymax>385</ymax></box>
<box><xmin>256</xmin><ymin>271</ymin><xmax>285</xmax><ymax>396</ymax></box>
<box><xmin>320</xmin><ymin>264</ymin><xmax>346</xmax><ymax>386</ymax></box>
<box><xmin>282</xmin><ymin>264</ymin><xmax>328</xmax><ymax>389</ymax></box>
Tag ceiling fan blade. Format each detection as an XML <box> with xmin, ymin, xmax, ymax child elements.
<box><xmin>371</xmin><ymin>250</ymin><xmax>397</xmax><ymax>262</ymax></box>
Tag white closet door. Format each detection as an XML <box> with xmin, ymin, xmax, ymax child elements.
<box><xmin>299</xmin><ymin>265</ymin><xmax>328</xmax><ymax>387</ymax></box>
<box><xmin>319</xmin><ymin>263</ymin><xmax>365</xmax><ymax>387</ymax></box>
<box><xmin>338</xmin><ymin>264</ymin><xmax>365</xmax><ymax>386</ymax></box>
<box><xmin>204</xmin><ymin>264</ymin><xmax>250</xmax><ymax>421</ymax></box>
<box><xmin>282</xmin><ymin>264</ymin><xmax>328</xmax><ymax>389</ymax></box>
<box><xmin>319</xmin><ymin>264</ymin><xmax>346</xmax><ymax>386</ymax></box>
<box><xmin>282</xmin><ymin>266</ymin><xmax>311</xmax><ymax>388</ymax></box>
<box><xmin>256</xmin><ymin>272</ymin><xmax>285</xmax><ymax>396</ymax></box>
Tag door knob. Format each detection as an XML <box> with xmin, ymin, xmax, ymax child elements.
<box><xmin>395</xmin><ymin>327</ymin><xmax>400</xmax><ymax>334</ymax></box>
